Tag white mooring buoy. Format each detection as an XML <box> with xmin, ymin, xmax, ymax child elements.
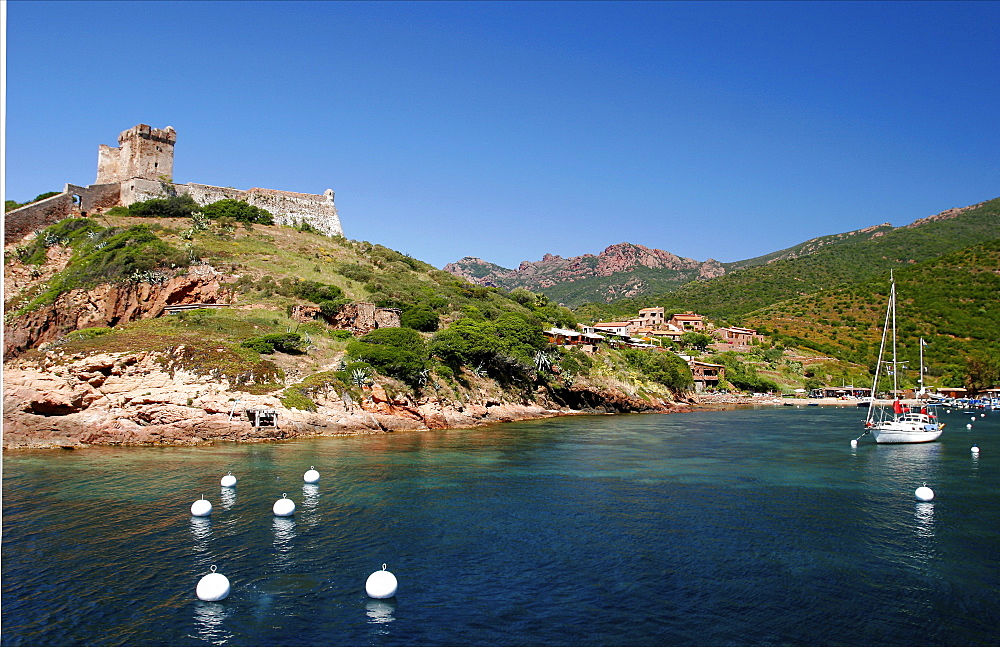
<box><xmin>850</xmin><ymin>439</ymin><xmax>858</xmax><ymax>448</ymax></box>
<box><xmin>196</xmin><ymin>565</ymin><xmax>231</xmax><ymax>601</ymax></box>
<box><xmin>304</xmin><ymin>467</ymin><xmax>320</xmax><ymax>484</ymax></box>
<box><xmin>273</xmin><ymin>493</ymin><xmax>295</xmax><ymax>517</ymax></box>
<box><xmin>366</xmin><ymin>564</ymin><xmax>398</xmax><ymax>599</ymax></box>
<box><xmin>191</xmin><ymin>496</ymin><xmax>213</xmax><ymax>517</ymax></box>
<box><xmin>220</xmin><ymin>472</ymin><xmax>237</xmax><ymax>488</ymax></box>
<box><xmin>967</xmin><ymin>423</ymin><xmax>973</xmax><ymax>430</ymax></box>
<box><xmin>972</xmin><ymin>445</ymin><xmax>980</xmax><ymax>454</ymax></box>
<box><xmin>915</xmin><ymin>486</ymin><xmax>935</xmax><ymax>502</ymax></box>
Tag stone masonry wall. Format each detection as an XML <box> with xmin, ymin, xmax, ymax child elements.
<box><xmin>3</xmin><ymin>193</ymin><xmax>77</xmax><ymax>244</ymax></box>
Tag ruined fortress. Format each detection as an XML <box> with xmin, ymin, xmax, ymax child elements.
<box><xmin>5</xmin><ymin>124</ymin><xmax>343</xmax><ymax>243</ymax></box>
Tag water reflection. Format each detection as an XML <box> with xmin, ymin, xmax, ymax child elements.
<box><xmin>302</xmin><ymin>484</ymin><xmax>320</xmax><ymax>510</ymax></box>
<box><xmin>190</xmin><ymin>517</ymin><xmax>212</xmax><ymax>542</ymax></box>
<box><xmin>220</xmin><ymin>487</ymin><xmax>236</xmax><ymax>510</ymax></box>
<box><xmin>366</xmin><ymin>599</ymin><xmax>396</xmax><ymax>632</ymax></box>
<box><xmin>193</xmin><ymin>601</ymin><xmax>233</xmax><ymax>645</ymax></box>
<box><xmin>914</xmin><ymin>501</ymin><xmax>934</xmax><ymax>539</ymax></box>
<box><xmin>272</xmin><ymin>517</ymin><xmax>296</xmax><ymax>569</ymax></box>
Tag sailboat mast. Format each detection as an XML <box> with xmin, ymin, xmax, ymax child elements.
<box><xmin>868</xmin><ymin>277</ymin><xmax>894</xmax><ymax>423</ymax></box>
<box><xmin>890</xmin><ymin>277</ymin><xmax>898</xmax><ymax>397</ymax></box>
<box><xmin>919</xmin><ymin>338</ymin><xmax>925</xmax><ymax>396</ymax></box>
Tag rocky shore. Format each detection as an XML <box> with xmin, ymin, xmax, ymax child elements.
<box><xmin>2</xmin><ymin>349</ymin><xmax>689</xmax><ymax>450</ymax></box>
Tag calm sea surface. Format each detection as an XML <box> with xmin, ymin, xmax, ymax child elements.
<box><xmin>3</xmin><ymin>406</ymin><xmax>999</xmax><ymax>646</ymax></box>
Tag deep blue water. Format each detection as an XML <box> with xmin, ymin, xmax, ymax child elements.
<box><xmin>3</xmin><ymin>406</ymin><xmax>999</xmax><ymax>646</ymax></box>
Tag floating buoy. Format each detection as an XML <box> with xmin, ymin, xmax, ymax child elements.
<box><xmin>304</xmin><ymin>467</ymin><xmax>320</xmax><ymax>484</ymax></box>
<box><xmin>972</xmin><ymin>445</ymin><xmax>980</xmax><ymax>454</ymax></box>
<box><xmin>196</xmin><ymin>565</ymin><xmax>230</xmax><ymax>601</ymax></box>
<box><xmin>191</xmin><ymin>496</ymin><xmax>212</xmax><ymax>517</ymax></box>
<box><xmin>220</xmin><ymin>472</ymin><xmax>237</xmax><ymax>488</ymax></box>
<box><xmin>366</xmin><ymin>564</ymin><xmax>398</xmax><ymax>599</ymax></box>
<box><xmin>850</xmin><ymin>439</ymin><xmax>858</xmax><ymax>448</ymax></box>
<box><xmin>981</xmin><ymin>414</ymin><xmax>986</xmax><ymax>419</ymax></box>
<box><xmin>967</xmin><ymin>424</ymin><xmax>973</xmax><ymax>430</ymax></box>
<box><xmin>915</xmin><ymin>486</ymin><xmax>935</xmax><ymax>502</ymax></box>
<box><xmin>273</xmin><ymin>493</ymin><xmax>295</xmax><ymax>517</ymax></box>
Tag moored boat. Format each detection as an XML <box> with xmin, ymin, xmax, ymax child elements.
<box><xmin>858</xmin><ymin>275</ymin><xmax>943</xmax><ymax>444</ymax></box>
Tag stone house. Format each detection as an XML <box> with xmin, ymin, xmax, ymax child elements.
<box><xmin>669</xmin><ymin>311</ymin><xmax>706</xmax><ymax>331</ymax></box>
<box><xmin>716</xmin><ymin>326</ymin><xmax>762</xmax><ymax>346</ymax></box>
<box><xmin>688</xmin><ymin>360</ymin><xmax>725</xmax><ymax>392</ymax></box>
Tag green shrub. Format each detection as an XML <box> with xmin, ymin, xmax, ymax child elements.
<box><xmin>201</xmin><ymin>199</ymin><xmax>274</xmax><ymax>225</ymax></box>
<box><xmin>241</xmin><ymin>332</ymin><xmax>307</xmax><ymax>355</ymax></box>
<box><xmin>401</xmin><ymin>306</ymin><xmax>440</xmax><ymax>332</ymax></box>
<box><xmin>347</xmin><ymin>327</ymin><xmax>427</xmax><ymax>384</ymax></box>
<box><xmin>125</xmin><ymin>195</ymin><xmax>200</xmax><ymax>218</ymax></box>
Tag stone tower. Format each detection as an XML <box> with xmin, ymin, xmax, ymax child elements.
<box><xmin>96</xmin><ymin>124</ymin><xmax>176</xmax><ymax>184</ymax></box>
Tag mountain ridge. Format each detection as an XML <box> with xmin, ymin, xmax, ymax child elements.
<box><xmin>444</xmin><ymin>202</ymin><xmax>988</xmax><ymax>306</ymax></box>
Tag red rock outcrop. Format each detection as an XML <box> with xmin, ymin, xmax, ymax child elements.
<box><xmin>3</xmin><ymin>265</ymin><xmax>233</xmax><ymax>358</ymax></box>
<box><xmin>2</xmin><ymin>349</ymin><xmax>685</xmax><ymax>449</ymax></box>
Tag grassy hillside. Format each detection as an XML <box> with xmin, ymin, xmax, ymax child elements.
<box><xmin>746</xmin><ymin>238</ymin><xmax>1000</xmax><ymax>391</ymax></box>
<box><xmin>577</xmin><ymin>197</ymin><xmax>1000</xmax><ymax>323</ymax></box>
<box><xmin>4</xmin><ymin>208</ymin><xmax>692</xmax><ymax>410</ymax></box>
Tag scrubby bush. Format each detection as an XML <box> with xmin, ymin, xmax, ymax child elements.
<box><xmin>201</xmin><ymin>199</ymin><xmax>274</xmax><ymax>225</ymax></box>
<box><xmin>347</xmin><ymin>327</ymin><xmax>427</xmax><ymax>384</ymax></box>
<box><xmin>120</xmin><ymin>195</ymin><xmax>200</xmax><ymax>218</ymax></box>
<box><xmin>241</xmin><ymin>332</ymin><xmax>307</xmax><ymax>354</ymax></box>
<box><xmin>401</xmin><ymin>305</ymin><xmax>439</xmax><ymax>332</ymax></box>
<box><xmin>621</xmin><ymin>348</ymin><xmax>693</xmax><ymax>390</ymax></box>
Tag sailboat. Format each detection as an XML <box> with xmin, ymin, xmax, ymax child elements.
<box><xmin>860</xmin><ymin>275</ymin><xmax>943</xmax><ymax>444</ymax></box>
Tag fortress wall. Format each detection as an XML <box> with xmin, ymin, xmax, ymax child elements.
<box><xmin>120</xmin><ymin>178</ymin><xmax>174</xmax><ymax>206</ymax></box>
<box><xmin>4</xmin><ymin>192</ymin><xmax>77</xmax><ymax>244</ymax></box>
<box><xmin>245</xmin><ymin>188</ymin><xmax>343</xmax><ymax>237</ymax></box>
<box><xmin>182</xmin><ymin>183</ymin><xmax>248</xmax><ymax>205</ymax></box>
<box><xmin>65</xmin><ymin>183</ymin><xmax>121</xmax><ymax>213</ymax></box>
<box><xmin>96</xmin><ymin>145</ymin><xmax>121</xmax><ymax>184</ymax></box>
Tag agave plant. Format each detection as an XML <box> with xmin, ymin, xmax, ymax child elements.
<box><xmin>351</xmin><ymin>366</ymin><xmax>374</xmax><ymax>388</ymax></box>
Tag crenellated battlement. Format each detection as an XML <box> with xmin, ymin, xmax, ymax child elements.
<box><xmin>118</xmin><ymin>124</ymin><xmax>177</xmax><ymax>146</ymax></box>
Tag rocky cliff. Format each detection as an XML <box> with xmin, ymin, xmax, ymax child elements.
<box><xmin>444</xmin><ymin>242</ymin><xmax>725</xmax><ymax>298</ymax></box>
<box><xmin>4</xmin><ymin>263</ymin><xmax>234</xmax><ymax>358</ymax></box>
<box><xmin>3</xmin><ymin>348</ymin><xmax>683</xmax><ymax>449</ymax></box>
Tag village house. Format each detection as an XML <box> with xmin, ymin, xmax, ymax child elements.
<box><xmin>637</xmin><ymin>307</ymin><xmax>666</xmax><ymax>329</ymax></box>
<box><xmin>668</xmin><ymin>311</ymin><xmax>706</xmax><ymax>331</ymax></box>
<box><xmin>588</xmin><ymin>322</ymin><xmax>633</xmax><ymax>336</ymax></box>
<box><xmin>545</xmin><ymin>328</ymin><xmax>604</xmax><ymax>352</ymax></box>
<box><xmin>716</xmin><ymin>326</ymin><xmax>763</xmax><ymax>346</ymax></box>
<box><xmin>688</xmin><ymin>360</ymin><xmax>725</xmax><ymax>392</ymax></box>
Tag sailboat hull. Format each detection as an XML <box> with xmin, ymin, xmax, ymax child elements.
<box><xmin>872</xmin><ymin>427</ymin><xmax>943</xmax><ymax>444</ymax></box>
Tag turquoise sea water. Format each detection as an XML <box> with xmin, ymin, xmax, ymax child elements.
<box><xmin>3</xmin><ymin>406</ymin><xmax>999</xmax><ymax>646</ymax></box>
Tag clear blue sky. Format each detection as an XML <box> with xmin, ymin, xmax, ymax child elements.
<box><xmin>5</xmin><ymin>1</ymin><xmax>999</xmax><ymax>270</ymax></box>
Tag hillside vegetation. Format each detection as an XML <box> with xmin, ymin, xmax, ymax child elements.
<box><xmin>578</xmin><ymin>198</ymin><xmax>1000</xmax><ymax>324</ymax></box>
<box><xmin>4</xmin><ymin>202</ymin><xmax>694</xmax><ymax>417</ymax></box>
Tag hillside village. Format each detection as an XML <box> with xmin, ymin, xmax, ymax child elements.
<box><xmin>545</xmin><ymin>306</ymin><xmax>765</xmax><ymax>392</ymax></box>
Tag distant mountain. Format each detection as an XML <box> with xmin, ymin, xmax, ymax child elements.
<box><xmin>578</xmin><ymin>197</ymin><xmax>1000</xmax><ymax>323</ymax></box>
<box><xmin>444</xmin><ymin>243</ymin><xmax>728</xmax><ymax>305</ymax></box>
<box><xmin>444</xmin><ymin>214</ymin><xmax>924</xmax><ymax>306</ymax></box>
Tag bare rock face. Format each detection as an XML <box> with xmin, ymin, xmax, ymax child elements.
<box><xmin>4</xmin><ymin>266</ymin><xmax>233</xmax><ymax>357</ymax></box>
<box><xmin>3</xmin><ymin>347</ymin><xmax>686</xmax><ymax>449</ymax></box>
<box><xmin>445</xmin><ymin>243</ymin><xmax>722</xmax><ymax>295</ymax></box>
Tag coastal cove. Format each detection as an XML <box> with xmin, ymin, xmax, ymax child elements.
<box><xmin>3</xmin><ymin>407</ymin><xmax>998</xmax><ymax>646</ymax></box>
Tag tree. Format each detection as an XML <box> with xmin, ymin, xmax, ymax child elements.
<box><xmin>680</xmin><ymin>332</ymin><xmax>713</xmax><ymax>351</ymax></box>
